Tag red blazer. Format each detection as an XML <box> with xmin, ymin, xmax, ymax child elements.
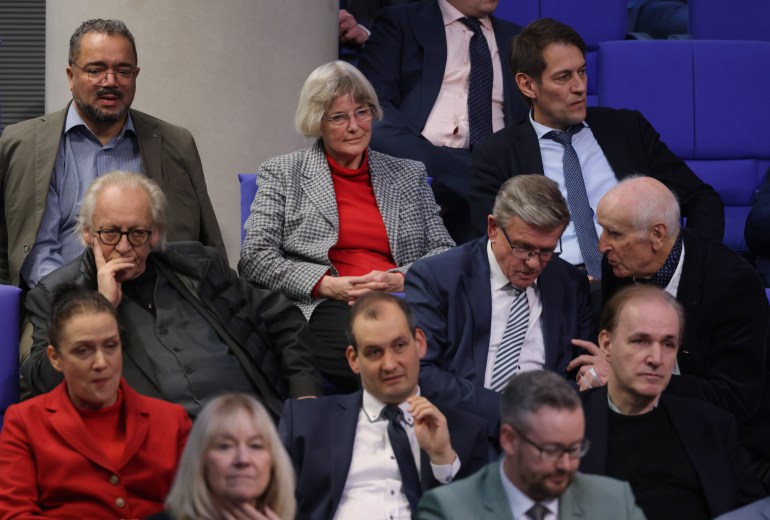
<box><xmin>0</xmin><ymin>378</ymin><xmax>191</xmax><ymax>519</ymax></box>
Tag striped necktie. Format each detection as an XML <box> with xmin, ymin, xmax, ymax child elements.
<box><xmin>490</xmin><ymin>287</ymin><xmax>529</xmax><ymax>392</ymax></box>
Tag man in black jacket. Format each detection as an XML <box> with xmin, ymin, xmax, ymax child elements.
<box><xmin>23</xmin><ymin>171</ymin><xmax>322</xmax><ymax>418</ymax></box>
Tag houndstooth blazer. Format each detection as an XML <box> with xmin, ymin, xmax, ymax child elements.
<box><xmin>238</xmin><ymin>140</ymin><xmax>455</xmax><ymax>318</ymax></box>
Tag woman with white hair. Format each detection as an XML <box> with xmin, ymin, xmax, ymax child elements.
<box><xmin>152</xmin><ymin>393</ymin><xmax>296</xmax><ymax>520</ymax></box>
<box><xmin>238</xmin><ymin>60</ymin><xmax>453</xmax><ymax>392</ymax></box>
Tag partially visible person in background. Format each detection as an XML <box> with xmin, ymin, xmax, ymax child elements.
<box><xmin>154</xmin><ymin>393</ymin><xmax>296</xmax><ymax>520</ymax></box>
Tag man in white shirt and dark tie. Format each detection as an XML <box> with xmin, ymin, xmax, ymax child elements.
<box><xmin>279</xmin><ymin>292</ymin><xmax>488</xmax><ymax>520</ymax></box>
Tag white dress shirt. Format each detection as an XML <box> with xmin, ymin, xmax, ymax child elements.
<box><xmin>499</xmin><ymin>462</ymin><xmax>560</xmax><ymax>520</ymax></box>
<box><xmin>484</xmin><ymin>241</ymin><xmax>546</xmax><ymax>389</ymax></box>
<box><xmin>333</xmin><ymin>389</ymin><xmax>460</xmax><ymax>520</ymax></box>
<box><xmin>422</xmin><ymin>0</ymin><xmax>505</xmax><ymax>149</ymax></box>
<box><xmin>530</xmin><ymin>113</ymin><xmax>618</xmax><ymax>265</ymax></box>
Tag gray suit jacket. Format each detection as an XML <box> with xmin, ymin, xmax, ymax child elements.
<box><xmin>238</xmin><ymin>140</ymin><xmax>454</xmax><ymax>318</ymax></box>
<box><xmin>417</xmin><ymin>461</ymin><xmax>646</xmax><ymax>520</ymax></box>
<box><xmin>0</xmin><ymin>104</ymin><xmax>226</xmax><ymax>286</ymax></box>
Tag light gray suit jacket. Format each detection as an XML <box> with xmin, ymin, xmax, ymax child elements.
<box><xmin>0</xmin><ymin>104</ymin><xmax>226</xmax><ymax>286</ymax></box>
<box><xmin>417</xmin><ymin>461</ymin><xmax>647</xmax><ymax>520</ymax></box>
<box><xmin>238</xmin><ymin>140</ymin><xmax>454</xmax><ymax>318</ymax></box>
<box><xmin>715</xmin><ymin>498</ymin><xmax>770</xmax><ymax>520</ymax></box>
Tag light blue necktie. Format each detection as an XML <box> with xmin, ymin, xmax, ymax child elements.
<box><xmin>544</xmin><ymin>126</ymin><xmax>603</xmax><ymax>278</ymax></box>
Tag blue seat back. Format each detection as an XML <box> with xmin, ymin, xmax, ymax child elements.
<box><xmin>238</xmin><ymin>173</ymin><xmax>258</xmax><ymax>243</ymax></box>
<box><xmin>597</xmin><ymin>39</ymin><xmax>770</xmax><ymax>252</ymax></box>
<box><xmin>0</xmin><ymin>284</ymin><xmax>21</xmax><ymax>431</ymax></box>
<box><xmin>689</xmin><ymin>0</ymin><xmax>770</xmax><ymax>41</ymax></box>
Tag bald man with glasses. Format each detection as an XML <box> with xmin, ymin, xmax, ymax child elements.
<box><xmin>405</xmin><ymin>175</ymin><xmax>594</xmax><ymax>439</ymax></box>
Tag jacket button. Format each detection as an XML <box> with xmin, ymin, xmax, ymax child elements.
<box><xmin>115</xmin><ymin>497</ymin><xmax>125</xmax><ymax>508</ymax></box>
<box><xmin>23</xmin><ymin>244</ymin><xmax>30</xmax><ymax>253</ymax></box>
<box><xmin>110</xmin><ymin>474</ymin><xmax>120</xmax><ymax>485</ymax></box>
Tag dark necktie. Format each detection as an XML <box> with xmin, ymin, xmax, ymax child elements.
<box><xmin>544</xmin><ymin>125</ymin><xmax>603</xmax><ymax>278</ymax></box>
<box><xmin>490</xmin><ymin>287</ymin><xmax>529</xmax><ymax>392</ymax></box>
<box><xmin>460</xmin><ymin>17</ymin><xmax>493</xmax><ymax>146</ymax></box>
<box><xmin>635</xmin><ymin>232</ymin><xmax>683</xmax><ymax>288</ymax></box>
<box><xmin>526</xmin><ymin>502</ymin><xmax>549</xmax><ymax>520</ymax></box>
<box><xmin>382</xmin><ymin>405</ymin><xmax>422</xmax><ymax>515</ymax></box>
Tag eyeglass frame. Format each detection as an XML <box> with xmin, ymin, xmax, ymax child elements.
<box><xmin>94</xmin><ymin>227</ymin><xmax>153</xmax><ymax>247</ymax></box>
<box><xmin>499</xmin><ymin>225</ymin><xmax>562</xmax><ymax>262</ymax></box>
<box><xmin>510</xmin><ymin>424</ymin><xmax>590</xmax><ymax>461</ymax></box>
<box><xmin>320</xmin><ymin>106</ymin><xmax>376</xmax><ymax>127</ymax></box>
<box><xmin>70</xmin><ymin>61</ymin><xmax>138</xmax><ymax>86</ymax></box>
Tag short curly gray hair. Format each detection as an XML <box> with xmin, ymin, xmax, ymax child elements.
<box><xmin>295</xmin><ymin>60</ymin><xmax>382</xmax><ymax>137</ymax></box>
<box><xmin>76</xmin><ymin>171</ymin><xmax>167</xmax><ymax>251</ymax></box>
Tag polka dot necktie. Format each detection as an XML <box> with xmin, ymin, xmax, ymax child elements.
<box><xmin>460</xmin><ymin>17</ymin><xmax>493</xmax><ymax>146</ymax></box>
<box><xmin>544</xmin><ymin>125</ymin><xmax>603</xmax><ymax>278</ymax></box>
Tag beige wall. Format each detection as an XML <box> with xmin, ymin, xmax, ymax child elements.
<box><xmin>46</xmin><ymin>0</ymin><xmax>337</xmax><ymax>265</ymax></box>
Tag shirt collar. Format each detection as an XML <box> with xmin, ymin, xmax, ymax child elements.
<box><xmin>487</xmin><ymin>239</ymin><xmax>539</xmax><ymax>293</ymax></box>
<box><xmin>529</xmin><ymin>109</ymin><xmax>588</xmax><ymax>139</ymax></box>
<box><xmin>499</xmin><ymin>461</ymin><xmax>558</xmax><ymax>519</ymax></box>
<box><xmin>439</xmin><ymin>0</ymin><xmax>492</xmax><ymax>30</ymax></box>
<box><xmin>361</xmin><ymin>388</ymin><xmax>419</xmax><ymax>427</ymax></box>
<box><xmin>64</xmin><ymin>102</ymin><xmax>136</xmax><ymax>141</ymax></box>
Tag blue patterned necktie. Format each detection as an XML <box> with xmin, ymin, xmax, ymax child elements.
<box><xmin>544</xmin><ymin>125</ymin><xmax>603</xmax><ymax>278</ymax></box>
<box><xmin>460</xmin><ymin>17</ymin><xmax>493</xmax><ymax>146</ymax></box>
<box><xmin>490</xmin><ymin>287</ymin><xmax>529</xmax><ymax>392</ymax></box>
<box><xmin>382</xmin><ymin>405</ymin><xmax>422</xmax><ymax>515</ymax></box>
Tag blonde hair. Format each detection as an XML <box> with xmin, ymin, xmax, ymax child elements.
<box><xmin>295</xmin><ymin>60</ymin><xmax>382</xmax><ymax>137</ymax></box>
<box><xmin>165</xmin><ymin>394</ymin><xmax>296</xmax><ymax>520</ymax></box>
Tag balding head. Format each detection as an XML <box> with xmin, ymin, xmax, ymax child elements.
<box><xmin>597</xmin><ymin>176</ymin><xmax>681</xmax><ymax>279</ymax></box>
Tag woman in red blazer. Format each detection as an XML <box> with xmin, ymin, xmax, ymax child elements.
<box><xmin>0</xmin><ymin>287</ymin><xmax>192</xmax><ymax>519</ymax></box>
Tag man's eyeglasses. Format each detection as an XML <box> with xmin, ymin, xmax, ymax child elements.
<box><xmin>500</xmin><ymin>226</ymin><xmax>561</xmax><ymax>262</ymax></box>
<box><xmin>71</xmin><ymin>62</ymin><xmax>137</xmax><ymax>86</ymax></box>
<box><xmin>95</xmin><ymin>228</ymin><xmax>153</xmax><ymax>246</ymax></box>
<box><xmin>321</xmin><ymin>107</ymin><xmax>376</xmax><ymax>127</ymax></box>
<box><xmin>511</xmin><ymin>425</ymin><xmax>590</xmax><ymax>461</ymax></box>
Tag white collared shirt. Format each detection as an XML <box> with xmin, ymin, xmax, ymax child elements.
<box><xmin>665</xmin><ymin>242</ymin><xmax>685</xmax><ymax>375</ymax></box>
<box><xmin>421</xmin><ymin>0</ymin><xmax>505</xmax><ymax>149</ymax></box>
<box><xmin>530</xmin><ymin>113</ymin><xmax>618</xmax><ymax>266</ymax></box>
<box><xmin>484</xmin><ymin>241</ymin><xmax>546</xmax><ymax>389</ymax></box>
<box><xmin>333</xmin><ymin>389</ymin><xmax>460</xmax><ymax>520</ymax></box>
<box><xmin>499</xmin><ymin>461</ymin><xmax>560</xmax><ymax>520</ymax></box>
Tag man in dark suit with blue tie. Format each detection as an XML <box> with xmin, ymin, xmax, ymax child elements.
<box><xmin>358</xmin><ymin>0</ymin><xmax>527</xmax><ymax>241</ymax></box>
<box><xmin>279</xmin><ymin>292</ymin><xmax>488</xmax><ymax>520</ymax></box>
<box><xmin>405</xmin><ymin>175</ymin><xmax>594</xmax><ymax>438</ymax></box>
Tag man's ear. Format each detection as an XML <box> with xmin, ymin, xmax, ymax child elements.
<box><xmin>346</xmin><ymin>345</ymin><xmax>361</xmax><ymax>375</ymax></box>
<box><xmin>47</xmin><ymin>345</ymin><xmax>63</xmax><ymax>373</ymax></box>
<box><xmin>415</xmin><ymin>328</ymin><xmax>428</xmax><ymax>359</ymax></box>
<box><xmin>515</xmin><ymin>72</ymin><xmax>537</xmax><ymax>102</ymax></box>
<box><xmin>649</xmin><ymin>222</ymin><xmax>668</xmax><ymax>251</ymax></box>
<box><xmin>598</xmin><ymin>330</ymin><xmax>611</xmax><ymax>359</ymax></box>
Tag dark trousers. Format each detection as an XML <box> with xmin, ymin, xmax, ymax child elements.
<box><xmin>309</xmin><ymin>300</ymin><xmax>361</xmax><ymax>394</ymax></box>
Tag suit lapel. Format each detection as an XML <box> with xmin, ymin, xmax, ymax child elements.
<box><xmin>537</xmin><ymin>262</ymin><xmax>564</xmax><ymax>371</ymax></box>
<box><xmin>370</xmin><ymin>152</ymin><xmax>401</xmax><ymax>258</ymax></box>
<box><xmin>491</xmin><ymin>15</ymin><xmax>515</xmax><ymax>125</ymax></box>
<box><xmin>116</xmin><ymin>382</ymin><xmax>150</xmax><ymax>469</ymax></box>
<box><xmin>413</xmin><ymin>2</ymin><xmax>447</xmax><ymax>129</ymax></box>
<box><xmin>33</xmin><ymin>108</ymin><xmax>68</xmax><ymax>218</ymax></box>
<box><xmin>302</xmin><ymin>142</ymin><xmax>339</xmax><ymax>231</ymax></box>
<box><xmin>466</xmin><ymin>239</ymin><xmax>494</xmax><ymax>381</ymax></box>
<box><xmin>131</xmin><ymin>109</ymin><xmax>164</xmax><ymax>184</ymax></box>
<box><xmin>46</xmin><ymin>383</ymin><xmax>114</xmax><ymax>471</ymax></box>
<box><xmin>511</xmin><ymin>120</ymin><xmax>545</xmax><ymax>173</ymax></box>
<box><xmin>481</xmin><ymin>462</ymin><xmax>516</xmax><ymax>520</ymax></box>
<box><xmin>580</xmin><ymin>388</ymin><xmax>610</xmax><ymax>474</ymax></box>
<box><xmin>673</xmin><ymin>230</ymin><xmax>703</xmax><ymax>361</ymax></box>
<box><xmin>330</xmin><ymin>391</ymin><xmax>363</xmax><ymax>513</ymax></box>
<box><xmin>559</xmin><ymin>476</ymin><xmax>588</xmax><ymax>520</ymax></box>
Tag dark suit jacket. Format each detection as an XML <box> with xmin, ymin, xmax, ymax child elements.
<box><xmin>469</xmin><ymin>107</ymin><xmax>725</xmax><ymax>239</ymax></box>
<box><xmin>581</xmin><ymin>387</ymin><xmax>763</xmax><ymax>518</ymax></box>
<box><xmin>358</xmin><ymin>1</ymin><xmax>526</xmax><ymax>199</ymax></box>
<box><xmin>602</xmin><ymin>229</ymin><xmax>770</xmax><ymax>457</ymax></box>
<box><xmin>404</xmin><ymin>237</ymin><xmax>594</xmax><ymax>434</ymax></box>
<box><xmin>0</xmin><ymin>105</ymin><xmax>225</xmax><ymax>286</ymax></box>
<box><xmin>278</xmin><ymin>390</ymin><xmax>489</xmax><ymax>520</ymax></box>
